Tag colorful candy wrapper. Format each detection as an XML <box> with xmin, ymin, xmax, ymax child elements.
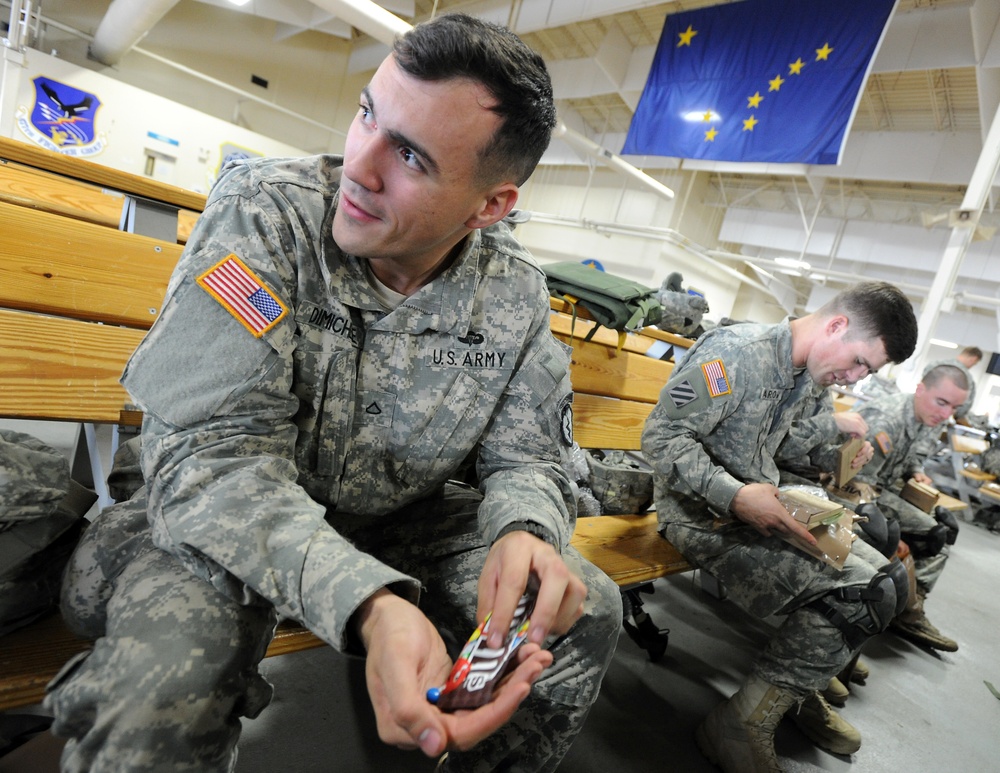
<box><xmin>427</xmin><ymin>575</ymin><xmax>539</xmax><ymax>711</ymax></box>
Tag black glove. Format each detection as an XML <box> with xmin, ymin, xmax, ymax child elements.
<box><xmin>934</xmin><ymin>506</ymin><xmax>960</xmax><ymax>545</ymax></box>
<box><xmin>855</xmin><ymin>502</ymin><xmax>899</xmax><ymax>558</ymax></box>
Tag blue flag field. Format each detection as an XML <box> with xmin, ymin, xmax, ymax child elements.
<box><xmin>621</xmin><ymin>0</ymin><xmax>896</xmax><ymax>164</ymax></box>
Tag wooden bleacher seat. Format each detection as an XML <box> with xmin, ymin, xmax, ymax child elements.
<box><xmin>0</xmin><ymin>135</ymin><xmax>202</xmax><ymax>244</ymax></box>
<box><xmin>552</xmin><ymin>309</ymin><xmax>694</xmax><ymax>659</ymax></box>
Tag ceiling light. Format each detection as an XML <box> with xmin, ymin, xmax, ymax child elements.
<box><xmin>929</xmin><ymin>338</ymin><xmax>958</xmax><ymax>349</ymax></box>
<box><xmin>228</xmin><ymin>0</ymin><xmax>251</xmax><ymax>7</ymax></box>
<box><xmin>773</xmin><ymin>257</ymin><xmax>811</xmax><ymax>270</ymax></box>
<box><xmin>682</xmin><ymin>110</ymin><xmax>721</xmax><ymax>122</ymax></box>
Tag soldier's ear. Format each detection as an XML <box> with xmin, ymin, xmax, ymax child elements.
<box><xmin>825</xmin><ymin>314</ymin><xmax>849</xmax><ymax>338</ymax></box>
<box><xmin>466</xmin><ymin>183</ymin><xmax>519</xmax><ymax>230</ymax></box>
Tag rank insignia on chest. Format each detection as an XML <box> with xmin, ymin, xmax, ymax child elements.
<box><xmin>197</xmin><ymin>254</ymin><xmax>288</xmax><ymax>337</ymax></box>
<box><xmin>701</xmin><ymin>359</ymin><xmax>731</xmax><ymax>398</ymax></box>
<box><xmin>875</xmin><ymin>431</ymin><xmax>893</xmax><ymax>455</ymax></box>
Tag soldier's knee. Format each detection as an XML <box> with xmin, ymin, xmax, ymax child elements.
<box><xmin>904</xmin><ymin>523</ymin><xmax>949</xmax><ymax>558</ymax></box>
<box><xmin>855</xmin><ymin>503</ymin><xmax>899</xmax><ymax>558</ymax></box>
<box><xmin>808</xmin><ymin>558</ymin><xmax>909</xmax><ymax>650</ymax></box>
<box><xmin>580</xmin><ymin>558</ymin><xmax>625</xmax><ymax>639</ymax></box>
<box><xmin>60</xmin><ymin>526</ymin><xmax>112</xmax><ymax>639</ymax></box>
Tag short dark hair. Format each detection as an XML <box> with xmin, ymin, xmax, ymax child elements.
<box><xmin>392</xmin><ymin>13</ymin><xmax>556</xmax><ymax>186</ymax></box>
<box><xmin>960</xmin><ymin>345</ymin><xmax>983</xmax><ymax>362</ymax></box>
<box><xmin>923</xmin><ymin>363</ymin><xmax>969</xmax><ymax>392</ymax></box>
<box><xmin>820</xmin><ymin>281</ymin><xmax>918</xmax><ymax>363</ymax></box>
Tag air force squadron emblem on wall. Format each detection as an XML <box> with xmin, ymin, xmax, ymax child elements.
<box><xmin>16</xmin><ymin>76</ymin><xmax>106</xmax><ymax>157</ymax></box>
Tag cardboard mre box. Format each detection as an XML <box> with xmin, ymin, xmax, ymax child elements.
<box><xmin>901</xmin><ymin>479</ymin><xmax>940</xmax><ymax>513</ymax></box>
<box><xmin>779</xmin><ymin>510</ymin><xmax>856</xmax><ymax>571</ymax></box>
<box><xmin>835</xmin><ymin>437</ymin><xmax>865</xmax><ymax>488</ymax></box>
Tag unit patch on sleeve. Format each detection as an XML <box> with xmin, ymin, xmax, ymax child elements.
<box><xmin>197</xmin><ymin>254</ymin><xmax>288</xmax><ymax>337</ymax></box>
<box><xmin>875</xmin><ymin>431</ymin><xmax>893</xmax><ymax>455</ymax></box>
<box><xmin>559</xmin><ymin>395</ymin><xmax>574</xmax><ymax>446</ymax></box>
<box><xmin>701</xmin><ymin>359</ymin><xmax>731</xmax><ymax>398</ymax></box>
<box><xmin>668</xmin><ymin>379</ymin><xmax>698</xmax><ymax>409</ymax></box>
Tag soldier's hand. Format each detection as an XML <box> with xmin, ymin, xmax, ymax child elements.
<box><xmin>833</xmin><ymin>411</ymin><xmax>869</xmax><ymax>438</ymax></box>
<box><xmin>911</xmin><ymin>471</ymin><xmax>933</xmax><ymax>485</ymax></box>
<box><xmin>355</xmin><ymin>588</ymin><xmax>551</xmax><ymax>757</ymax></box>
<box><xmin>851</xmin><ymin>441</ymin><xmax>875</xmax><ymax>469</ymax></box>
<box><xmin>479</xmin><ymin>530</ymin><xmax>587</xmax><ymax>649</ymax></box>
<box><xmin>730</xmin><ymin>483</ymin><xmax>818</xmax><ymax>546</ymax></box>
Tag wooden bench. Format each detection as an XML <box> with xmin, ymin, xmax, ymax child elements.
<box><xmin>548</xmin><ymin>306</ymin><xmax>695</xmax><ymax>658</ymax></box>
<box><xmin>0</xmin><ymin>136</ymin><xmax>328</xmax><ymax>711</ymax></box>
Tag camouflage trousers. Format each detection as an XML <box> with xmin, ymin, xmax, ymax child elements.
<box><xmin>45</xmin><ymin>485</ymin><xmax>622</xmax><ymax>773</ymax></box>
<box><xmin>661</xmin><ymin>498</ymin><xmax>879</xmax><ymax>695</ymax></box>
<box><xmin>875</xmin><ymin>489</ymin><xmax>948</xmax><ymax>593</ymax></box>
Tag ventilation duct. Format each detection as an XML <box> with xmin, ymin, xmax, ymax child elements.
<box><xmin>90</xmin><ymin>0</ymin><xmax>180</xmax><ymax>66</ymax></box>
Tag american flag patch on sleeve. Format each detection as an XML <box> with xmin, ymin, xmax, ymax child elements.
<box><xmin>196</xmin><ymin>254</ymin><xmax>288</xmax><ymax>337</ymax></box>
<box><xmin>701</xmin><ymin>359</ymin><xmax>731</xmax><ymax>398</ymax></box>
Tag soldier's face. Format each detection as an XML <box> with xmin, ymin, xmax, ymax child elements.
<box><xmin>333</xmin><ymin>56</ymin><xmax>517</xmax><ymax>284</ymax></box>
<box><xmin>914</xmin><ymin>380</ymin><xmax>968</xmax><ymax>426</ymax></box>
<box><xmin>807</xmin><ymin>316</ymin><xmax>888</xmax><ymax>387</ymax></box>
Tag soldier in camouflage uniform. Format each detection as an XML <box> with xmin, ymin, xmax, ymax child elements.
<box><xmin>45</xmin><ymin>15</ymin><xmax>621</xmax><ymax>773</ymax></box>
<box><xmin>814</xmin><ymin>364</ymin><xmax>970</xmax><ymax>652</ymax></box>
<box><xmin>907</xmin><ymin>353</ymin><xmax>976</xmax><ymax>461</ymax></box>
<box><xmin>642</xmin><ymin>282</ymin><xmax>918</xmax><ymax>773</ymax></box>
<box><xmin>939</xmin><ymin>346</ymin><xmax>980</xmax><ymax>421</ymax></box>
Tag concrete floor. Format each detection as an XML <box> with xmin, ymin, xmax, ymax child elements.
<box><xmin>234</xmin><ymin>515</ymin><xmax>1000</xmax><ymax>773</ymax></box>
<box><xmin>3</xmin><ymin>418</ymin><xmax>998</xmax><ymax>771</ymax></box>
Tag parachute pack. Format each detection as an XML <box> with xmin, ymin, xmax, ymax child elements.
<box><xmin>544</xmin><ymin>261</ymin><xmax>662</xmax><ymax>345</ymax></box>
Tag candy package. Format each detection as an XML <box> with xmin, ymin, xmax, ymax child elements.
<box><xmin>427</xmin><ymin>575</ymin><xmax>539</xmax><ymax>711</ymax></box>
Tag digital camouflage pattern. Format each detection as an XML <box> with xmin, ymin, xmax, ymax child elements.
<box><xmin>0</xmin><ymin>430</ymin><xmax>92</xmax><ymax>636</ymax></box>
<box><xmin>818</xmin><ymin>392</ymin><xmax>951</xmax><ymax>591</ymax></box>
<box><xmin>774</xmin><ymin>381</ymin><xmax>842</xmax><ymax>480</ymax></box>
<box><xmin>47</xmin><ymin>155</ymin><xmax>621</xmax><ymax>772</ymax></box>
<box><xmin>642</xmin><ymin>321</ymin><xmax>880</xmax><ymax>693</ymax></box>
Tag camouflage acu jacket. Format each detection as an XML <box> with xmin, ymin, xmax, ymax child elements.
<box><xmin>121</xmin><ymin>155</ymin><xmax>575</xmax><ymax>649</ymax></box>
<box><xmin>642</xmin><ymin>320</ymin><xmax>816</xmax><ymax>523</ymax></box>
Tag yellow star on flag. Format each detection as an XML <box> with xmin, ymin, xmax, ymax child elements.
<box><xmin>677</xmin><ymin>25</ymin><xmax>697</xmax><ymax>47</ymax></box>
<box><xmin>705</xmin><ymin>127</ymin><xmax>719</xmax><ymax>142</ymax></box>
<box><xmin>789</xmin><ymin>58</ymin><xmax>805</xmax><ymax>75</ymax></box>
<box><xmin>768</xmin><ymin>74</ymin><xmax>785</xmax><ymax>92</ymax></box>
<box><xmin>742</xmin><ymin>115</ymin><xmax>758</xmax><ymax>132</ymax></box>
<box><xmin>703</xmin><ymin>110</ymin><xmax>714</xmax><ymax>122</ymax></box>
<box><xmin>815</xmin><ymin>42</ymin><xmax>833</xmax><ymax>61</ymax></box>
<box><xmin>747</xmin><ymin>91</ymin><xmax>764</xmax><ymax>109</ymax></box>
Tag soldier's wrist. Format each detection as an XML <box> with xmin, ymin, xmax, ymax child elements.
<box><xmin>495</xmin><ymin>521</ymin><xmax>557</xmax><ymax>548</ymax></box>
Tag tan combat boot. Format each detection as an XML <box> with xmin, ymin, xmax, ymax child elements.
<box><xmin>891</xmin><ymin>586</ymin><xmax>958</xmax><ymax>651</ymax></box>
<box><xmin>820</xmin><ymin>676</ymin><xmax>849</xmax><ymax>706</ymax></box>
<box><xmin>695</xmin><ymin>675</ymin><xmax>797</xmax><ymax>773</ymax></box>
<box><xmin>849</xmin><ymin>659</ymin><xmax>869</xmax><ymax>684</ymax></box>
<box><xmin>788</xmin><ymin>690</ymin><xmax>862</xmax><ymax>755</ymax></box>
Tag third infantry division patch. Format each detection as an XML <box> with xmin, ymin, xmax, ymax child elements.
<box><xmin>668</xmin><ymin>379</ymin><xmax>697</xmax><ymax>409</ymax></box>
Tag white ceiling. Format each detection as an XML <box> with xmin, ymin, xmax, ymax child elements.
<box><xmin>9</xmin><ymin>0</ymin><xmax>1000</xmax><ymax>350</ymax></box>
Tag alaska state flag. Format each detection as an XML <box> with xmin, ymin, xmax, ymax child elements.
<box><xmin>621</xmin><ymin>0</ymin><xmax>896</xmax><ymax>164</ymax></box>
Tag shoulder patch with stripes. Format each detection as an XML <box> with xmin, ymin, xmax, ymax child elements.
<box><xmin>701</xmin><ymin>359</ymin><xmax>731</xmax><ymax>398</ymax></box>
<box><xmin>668</xmin><ymin>379</ymin><xmax>698</xmax><ymax>409</ymax></box>
<box><xmin>197</xmin><ymin>254</ymin><xmax>288</xmax><ymax>338</ymax></box>
<box><xmin>875</xmin><ymin>431</ymin><xmax>893</xmax><ymax>455</ymax></box>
